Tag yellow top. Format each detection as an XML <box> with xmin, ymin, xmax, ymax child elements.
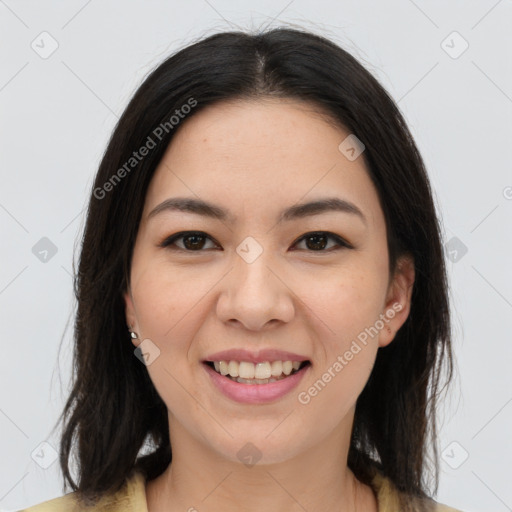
<box><xmin>19</xmin><ymin>470</ymin><xmax>462</xmax><ymax>511</ymax></box>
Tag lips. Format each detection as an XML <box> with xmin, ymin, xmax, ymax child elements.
<box><xmin>203</xmin><ymin>359</ymin><xmax>311</xmax><ymax>404</ymax></box>
<box><xmin>200</xmin><ymin>348</ymin><xmax>311</xmax><ymax>403</ymax></box>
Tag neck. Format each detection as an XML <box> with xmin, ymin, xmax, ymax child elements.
<box><xmin>145</xmin><ymin>411</ymin><xmax>377</xmax><ymax>512</ymax></box>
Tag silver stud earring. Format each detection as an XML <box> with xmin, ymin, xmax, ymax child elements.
<box><xmin>128</xmin><ymin>326</ymin><xmax>139</xmax><ymax>339</ymax></box>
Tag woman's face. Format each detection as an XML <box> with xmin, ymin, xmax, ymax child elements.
<box><xmin>125</xmin><ymin>98</ymin><xmax>414</xmax><ymax>465</ymax></box>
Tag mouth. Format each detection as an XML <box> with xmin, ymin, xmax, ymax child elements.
<box><xmin>203</xmin><ymin>359</ymin><xmax>311</xmax><ymax>385</ymax></box>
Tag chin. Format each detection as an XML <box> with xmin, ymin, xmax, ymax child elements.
<box><xmin>206</xmin><ymin>429</ymin><xmax>313</xmax><ymax>468</ymax></box>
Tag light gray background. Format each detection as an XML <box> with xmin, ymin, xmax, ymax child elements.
<box><xmin>1</xmin><ymin>1</ymin><xmax>511</xmax><ymax>511</ymax></box>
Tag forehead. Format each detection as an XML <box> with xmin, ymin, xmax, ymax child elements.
<box><xmin>143</xmin><ymin>99</ymin><xmax>381</xmax><ymax>229</ymax></box>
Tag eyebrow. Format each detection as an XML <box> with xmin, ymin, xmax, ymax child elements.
<box><xmin>148</xmin><ymin>196</ymin><xmax>367</xmax><ymax>225</ymax></box>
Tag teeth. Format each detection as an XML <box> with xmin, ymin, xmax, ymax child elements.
<box><xmin>228</xmin><ymin>360</ymin><xmax>239</xmax><ymax>377</ymax></box>
<box><xmin>239</xmin><ymin>361</ymin><xmax>255</xmax><ymax>379</ymax></box>
<box><xmin>255</xmin><ymin>362</ymin><xmax>271</xmax><ymax>379</ymax></box>
<box><xmin>236</xmin><ymin>377</ymin><xmax>278</xmax><ymax>384</ymax></box>
<box><xmin>210</xmin><ymin>360</ymin><xmax>306</xmax><ymax>381</ymax></box>
<box><xmin>219</xmin><ymin>361</ymin><xmax>229</xmax><ymax>376</ymax></box>
<box><xmin>270</xmin><ymin>361</ymin><xmax>282</xmax><ymax>376</ymax></box>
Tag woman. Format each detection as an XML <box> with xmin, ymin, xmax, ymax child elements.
<box><xmin>21</xmin><ymin>27</ymin><xmax>462</xmax><ymax>511</ymax></box>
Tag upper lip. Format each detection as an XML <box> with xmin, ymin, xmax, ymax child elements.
<box><xmin>203</xmin><ymin>349</ymin><xmax>310</xmax><ymax>364</ymax></box>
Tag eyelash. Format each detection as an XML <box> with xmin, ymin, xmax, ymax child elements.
<box><xmin>158</xmin><ymin>231</ymin><xmax>353</xmax><ymax>252</ymax></box>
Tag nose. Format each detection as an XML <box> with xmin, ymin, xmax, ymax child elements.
<box><xmin>216</xmin><ymin>250</ymin><xmax>295</xmax><ymax>332</ymax></box>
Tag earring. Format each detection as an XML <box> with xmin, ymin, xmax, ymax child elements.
<box><xmin>128</xmin><ymin>325</ymin><xmax>139</xmax><ymax>339</ymax></box>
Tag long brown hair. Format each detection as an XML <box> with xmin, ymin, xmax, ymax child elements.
<box><xmin>56</xmin><ymin>27</ymin><xmax>453</xmax><ymax>510</ymax></box>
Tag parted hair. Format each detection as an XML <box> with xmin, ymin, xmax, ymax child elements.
<box><xmin>56</xmin><ymin>27</ymin><xmax>453</xmax><ymax>511</ymax></box>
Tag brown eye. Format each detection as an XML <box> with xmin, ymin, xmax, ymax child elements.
<box><xmin>182</xmin><ymin>234</ymin><xmax>207</xmax><ymax>250</ymax></box>
<box><xmin>160</xmin><ymin>231</ymin><xmax>220</xmax><ymax>251</ymax></box>
<box><xmin>293</xmin><ymin>232</ymin><xmax>352</xmax><ymax>251</ymax></box>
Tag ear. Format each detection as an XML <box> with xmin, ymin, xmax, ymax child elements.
<box><xmin>378</xmin><ymin>254</ymin><xmax>415</xmax><ymax>348</ymax></box>
<box><xmin>124</xmin><ymin>287</ymin><xmax>140</xmax><ymax>347</ymax></box>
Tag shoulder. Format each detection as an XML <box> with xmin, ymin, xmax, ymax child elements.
<box><xmin>370</xmin><ymin>470</ymin><xmax>464</xmax><ymax>512</ymax></box>
<box><xmin>18</xmin><ymin>471</ymin><xmax>148</xmax><ymax>512</ymax></box>
<box><xmin>17</xmin><ymin>492</ymin><xmax>81</xmax><ymax>512</ymax></box>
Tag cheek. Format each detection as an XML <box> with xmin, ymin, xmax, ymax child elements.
<box><xmin>130</xmin><ymin>255</ymin><xmax>213</xmax><ymax>340</ymax></box>
<box><xmin>297</xmin><ymin>272</ymin><xmax>381</xmax><ymax>414</ymax></box>
<box><xmin>306</xmin><ymin>266</ymin><xmax>386</xmax><ymax>345</ymax></box>
<box><xmin>129</xmin><ymin>264</ymin><xmax>208</xmax><ymax>408</ymax></box>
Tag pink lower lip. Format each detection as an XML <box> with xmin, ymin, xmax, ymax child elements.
<box><xmin>203</xmin><ymin>362</ymin><xmax>310</xmax><ymax>404</ymax></box>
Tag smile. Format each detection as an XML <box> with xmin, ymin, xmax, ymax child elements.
<box><xmin>207</xmin><ymin>360</ymin><xmax>309</xmax><ymax>384</ymax></box>
<box><xmin>202</xmin><ymin>359</ymin><xmax>311</xmax><ymax>404</ymax></box>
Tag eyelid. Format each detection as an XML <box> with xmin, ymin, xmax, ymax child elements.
<box><xmin>159</xmin><ymin>230</ymin><xmax>353</xmax><ymax>252</ymax></box>
<box><xmin>290</xmin><ymin>231</ymin><xmax>353</xmax><ymax>251</ymax></box>
<box><xmin>159</xmin><ymin>231</ymin><xmax>221</xmax><ymax>250</ymax></box>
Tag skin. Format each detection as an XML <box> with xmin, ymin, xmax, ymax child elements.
<box><xmin>124</xmin><ymin>98</ymin><xmax>415</xmax><ymax>512</ymax></box>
